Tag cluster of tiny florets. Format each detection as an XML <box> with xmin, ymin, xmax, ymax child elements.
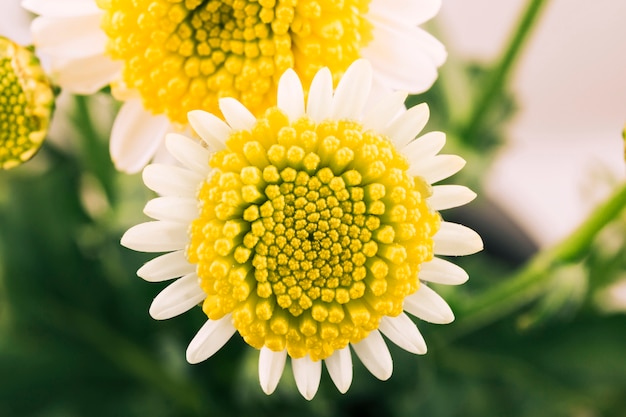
<box><xmin>0</xmin><ymin>38</ymin><xmax>54</xmax><ymax>169</ymax></box>
<box><xmin>97</xmin><ymin>0</ymin><xmax>372</xmax><ymax>123</ymax></box>
<box><xmin>187</xmin><ymin>107</ymin><xmax>440</xmax><ymax>360</ymax></box>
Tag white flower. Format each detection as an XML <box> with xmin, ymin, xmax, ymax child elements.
<box><xmin>121</xmin><ymin>59</ymin><xmax>480</xmax><ymax>399</ymax></box>
<box><xmin>23</xmin><ymin>0</ymin><xmax>446</xmax><ymax>173</ymax></box>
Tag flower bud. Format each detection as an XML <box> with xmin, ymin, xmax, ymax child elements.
<box><xmin>0</xmin><ymin>36</ymin><xmax>54</xmax><ymax>169</ymax></box>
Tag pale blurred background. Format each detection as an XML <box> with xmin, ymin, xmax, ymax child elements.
<box><xmin>439</xmin><ymin>0</ymin><xmax>626</xmax><ymax>246</ymax></box>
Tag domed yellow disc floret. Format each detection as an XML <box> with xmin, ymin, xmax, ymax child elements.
<box><xmin>187</xmin><ymin>107</ymin><xmax>440</xmax><ymax>361</ymax></box>
<box><xmin>0</xmin><ymin>37</ymin><xmax>54</xmax><ymax>169</ymax></box>
<box><xmin>97</xmin><ymin>0</ymin><xmax>372</xmax><ymax>124</ymax></box>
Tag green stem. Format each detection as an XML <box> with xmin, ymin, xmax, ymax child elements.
<box><xmin>450</xmin><ymin>182</ymin><xmax>626</xmax><ymax>337</ymax></box>
<box><xmin>460</xmin><ymin>0</ymin><xmax>549</xmax><ymax>143</ymax></box>
<box><xmin>72</xmin><ymin>95</ymin><xmax>117</xmax><ymax>205</ymax></box>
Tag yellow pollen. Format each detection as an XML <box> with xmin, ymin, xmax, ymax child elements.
<box><xmin>98</xmin><ymin>0</ymin><xmax>373</xmax><ymax>124</ymax></box>
<box><xmin>188</xmin><ymin>109</ymin><xmax>440</xmax><ymax>361</ymax></box>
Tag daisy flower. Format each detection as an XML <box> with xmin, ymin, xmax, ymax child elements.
<box><xmin>0</xmin><ymin>36</ymin><xmax>55</xmax><ymax>169</ymax></box>
<box><xmin>121</xmin><ymin>59</ymin><xmax>482</xmax><ymax>399</ymax></box>
<box><xmin>22</xmin><ymin>0</ymin><xmax>446</xmax><ymax>173</ymax></box>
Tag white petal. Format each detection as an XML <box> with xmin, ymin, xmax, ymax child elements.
<box><xmin>362</xmin><ymin>90</ymin><xmax>408</xmax><ymax>132</ymax></box>
<box><xmin>23</xmin><ymin>0</ymin><xmax>102</xmax><ymax>16</ymax></box>
<box><xmin>292</xmin><ymin>355</ymin><xmax>322</xmax><ymax>401</ymax></box>
<box><xmin>50</xmin><ymin>54</ymin><xmax>121</xmax><ymax>95</ymax></box>
<box><xmin>362</xmin><ymin>24</ymin><xmax>441</xmax><ymax>93</ymax></box>
<box><xmin>379</xmin><ymin>314</ymin><xmax>427</xmax><ymax>354</ymax></box>
<box><xmin>383</xmin><ymin>103</ymin><xmax>430</xmax><ymax>148</ymax></box>
<box><xmin>402</xmin><ymin>131</ymin><xmax>446</xmax><ymax>163</ymax></box>
<box><xmin>367</xmin><ymin>4</ymin><xmax>446</xmax><ymax>63</ymax></box>
<box><xmin>434</xmin><ymin>222</ymin><xmax>483</xmax><ymax>256</ymax></box>
<box><xmin>352</xmin><ymin>330</ymin><xmax>392</xmax><ymax>381</ymax></box>
<box><xmin>277</xmin><ymin>69</ymin><xmax>305</xmax><ymax>121</ymax></box>
<box><xmin>330</xmin><ymin>59</ymin><xmax>372</xmax><ymax>120</ymax></box>
<box><xmin>419</xmin><ymin>257</ymin><xmax>469</xmax><ymax>285</ymax></box>
<box><xmin>137</xmin><ymin>250</ymin><xmax>196</xmax><ymax>282</ymax></box>
<box><xmin>164</xmin><ymin>133</ymin><xmax>211</xmax><ymax>174</ymax></box>
<box><xmin>368</xmin><ymin>0</ymin><xmax>442</xmax><ymax>26</ymax></box>
<box><xmin>143</xmin><ymin>196</ymin><xmax>198</xmax><ymax>223</ymax></box>
<box><xmin>121</xmin><ymin>221</ymin><xmax>188</xmax><ymax>253</ymax></box>
<box><xmin>31</xmin><ymin>14</ymin><xmax>106</xmax><ymax>59</ymax></box>
<box><xmin>110</xmin><ymin>99</ymin><xmax>170</xmax><ymax>173</ymax></box>
<box><xmin>142</xmin><ymin>164</ymin><xmax>203</xmax><ymax>197</ymax></box>
<box><xmin>186</xmin><ymin>316</ymin><xmax>236</xmax><ymax>364</ymax></box>
<box><xmin>409</xmin><ymin>154</ymin><xmax>466</xmax><ymax>184</ymax></box>
<box><xmin>325</xmin><ymin>347</ymin><xmax>353</xmax><ymax>394</ymax></box>
<box><xmin>306</xmin><ymin>67</ymin><xmax>333</xmax><ymax>122</ymax></box>
<box><xmin>219</xmin><ymin>98</ymin><xmax>257</xmax><ymax>131</ymax></box>
<box><xmin>149</xmin><ymin>273</ymin><xmax>205</xmax><ymax>320</ymax></box>
<box><xmin>429</xmin><ymin>185</ymin><xmax>477</xmax><ymax>211</ymax></box>
<box><xmin>258</xmin><ymin>347</ymin><xmax>287</xmax><ymax>395</ymax></box>
<box><xmin>187</xmin><ymin>110</ymin><xmax>230</xmax><ymax>151</ymax></box>
<box><xmin>404</xmin><ymin>284</ymin><xmax>454</xmax><ymax>324</ymax></box>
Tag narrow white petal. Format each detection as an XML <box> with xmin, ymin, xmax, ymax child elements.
<box><xmin>419</xmin><ymin>257</ymin><xmax>469</xmax><ymax>285</ymax></box>
<box><xmin>110</xmin><ymin>99</ymin><xmax>170</xmax><ymax>173</ymax></box>
<box><xmin>219</xmin><ymin>98</ymin><xmax>257</xmax><ymax>131</ymax></box>
<box><xmin>164</xmin><ymin>133</ymin><xmax>211</xmax><ymax>174</ymax></box>
<box><xmin>23</xmin><ymin>0</ymin><xmax>102</xmax><ymax>16</ymax></box>
<box><xmin>379</xmin><ymin>314</ymin><xmax>427</xmax><ymax>355</ymax></box>
<box><xmin>277</xmin><ymin>69</ymin><xmax>305</xmax><ymax>121</ymax></box>
<box><xmin>429</xmin><ymin>185</ymin><xmax>477</xmax><ymax>211</ymax></box>
<box><xmin>404</xmin><ymin>285</ymin><xmax>454</xmax><ymax>324</ymax></box>
<box><xmin>187</xmin><ymin>110</ymin><xmax>230</xmax><ymax>151</ymax></box>
<box><xmin>50</xmin><ymin>54</ymin><xmax>121</xmax><ymax>95</ymax></box>
<box><xmin>409</xmin><ymin>154</ymin><xmax>466</xmax><ymax>184</ymax></box>
<box><xmin>325</xmin><ymin>347</ymin><xmax>353</xmax><ymax>393</ymax></box>
<box><xmin>31</xmin><ymin>14</ymin><xmax>106</xmax><ymax>59</ymax></box>
<box><xmin>143</xmin><ymin>196</ymin><xmax>198</xmax><ymax>223</ymax></box>
<box><xmin>362</xmin><ymin>90</ymin><xmax>408</xmax><ymax>132</ymax></box>
<box><xmin>258</xmin><ymin>347</ymin><xmax>287</xmax><ymax>395</ymax></box>
<box><xmin>121</xmin><ymin>221</ymin><xmax>188</xmax><ymax>252</ymax></box>
<box><xmin>383</xmin><ymin>103</ymin><xmax>429</xmax><ymax>148</ymax></box>
<box><xmin>352</xmin><ymin>330</ymin><xmax>392</xmax><ymax>381</ymax></box>
<box><xmin>306</xmin><ymin>67</ymin><xmax>333</xmax><ymax>122</ymax></box>
<box><xmin>186</xmin><ymin>316</ymin><xmax>236</xmax><ymax>364</ymax></box>
<box><xmin>149</xmin><ymin>273</ymin><xmax>205</xmax><ymax>320</ymax></box>
<box><xmin>330</xmin><ymin>59</ymin><xmax>372</xmax><ymax>120</ymax></box>
<box><xmin>292</xmin><ymin>355</ymin><xmax>322</xmax><ymax>400</ymax></box>
<box><xmin>137</xmin><ymin>250</ymin><xmax>196</xmax><ymax>282</ymax></box>
<box><xmin>434</xmin><ymin>222</ymin><xmax>483</xmax><ymax>256</ymax></box>
<box><xmin>142</xmin><ymin>164</ymin><xmax>203</xmax><ymax>197</ymax></box>
<box><xmin>402</xmin><ymin>131</ymin><xmax>446</xmax><ymax>163</ymax></box>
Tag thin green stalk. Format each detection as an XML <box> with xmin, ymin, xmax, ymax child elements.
<box><xmin>72</xmin><ymin>95</ymin><xmax>117</xmax><ymax>204</ymax></box>
<box><xmin>450</xmin><ymin>182</ymin><xmax>626</xmax><ymax>338</ymax></box>
<box><xmin>460</xmin><ymin>0</ymin><xmax>548</xmax><ymax>143</ymax></box>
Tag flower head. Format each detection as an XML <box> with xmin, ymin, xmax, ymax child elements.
<box><xmin>23</xmin><ymin>0</ymin><xmax>446</xmax><ymax>172</ymax></box>
<box><xmin>122</xmin><ymin>59</ymin><xmax>481</xmax><ymax>399</ymax></box>
<box><xmin>0</xmin><ymin>36</ymin><xmax>54</xmax><ymax>169</ymax></box>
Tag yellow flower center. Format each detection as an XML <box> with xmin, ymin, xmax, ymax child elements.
<box><xmin>97</xmin><ymin>0</ymin><xmax>372</xmax><ymax>124</ymax></box>
<box><xmin>187</xmin><ymin>108</ymin><xmax>440</xmax><ymax>361</ymax></box>
<box><xmin>0</xmin><ymin>37</ymin><xmax>54</xmax><ymax>169</ymax></box>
